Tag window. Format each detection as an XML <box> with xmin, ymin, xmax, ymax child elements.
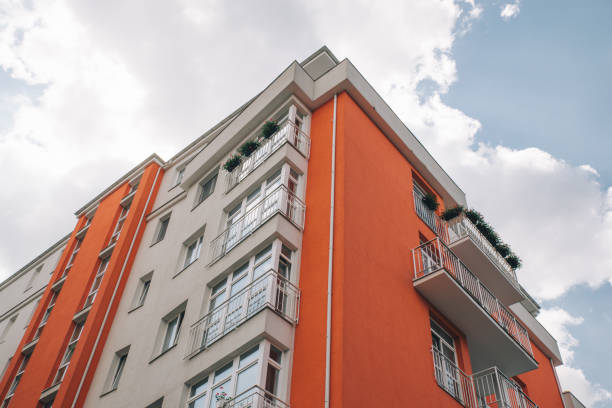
<box><xmin>431</xmin><ymin>319</ymin><xmax>460</xmax><ymax>398</ymax></box>
<box><xmin>185</xmin><ymin>342</ymin><xmax>283</xmax><ymax>407</ymax></box>
<box><xmin>174</xmin><ymin>167</ymin><xmax>185</xmax><ymax>186</ymax></box>
<box><xmin>196</xmin><ymin>173</ymin><xmax>217</xmax><ymax>206</ymax></box>
<box><xmin>109</xmin><ymin>204</ymin><xmax>130</xmax><ymax>245</ymax></box>
<box><xmin>62</xmin><ymin>239</ymin><xmax>82</xmax><ymax>277</ymax></box>
<box><xmin>109</xmin><ymin>350</ymin><xmax>128</xmax><ymax>391</ymax></box>
<box><xmin>53</xmin><ymin>322</ymin><xmax>84</xmax><ymax>385</ymax></box>
<box><xmin>162</xmin><ymin>311</ymin><xmax>184</xmax><ymax>352</ymax></box>
<box><xmin>4</xmin><ymin>355</ymin><xmax>29</xmax><ymax>403</ymax></box>
<box><xmin>25</xmin><ymin>264</ymin><xmax>43</xmax><ymax>292</ymax></box>
<box><xmin>0</xmin><ymin>315</ymin><xmax>17</xmax><ymax>343</ymax></box>
<box><xmin>153</xmin><ymin>215</ymin><xmax>170</xmax><ymax>244</ymax></box>
<box><xmin>84</xmin><ymin>258</ymin><xmax>110</xmax><ymax>308</ymax></box>
<box><xmin>134</xmin><ymin>275</ymin><xmax>152</xmax><ymax>308</ymax></box>
<box><xmin>34</xmin><ymin>290</ymin><xmax>60</xmax><ymax>340</ymax></box>
<box><xmin>184</xmin><ymin>236</ymin><xmax>204</xmax><ymax>268</ymax></box>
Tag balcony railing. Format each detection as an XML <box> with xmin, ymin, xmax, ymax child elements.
<box><xmin>431</xmin><ymin>348</ymin><xmax>538</xmax><ymax>408</ymax></box>
<box><xmin>185</xmin><ymin>270</ymin><xmax>300</xmax><ymax>358</ymax></box>
<box><xmin>432</xmin><ymin>347</ymin><xmax>478</xmax><ymax>407</ymax></box>
<box><xmin>220</xmin><ymin>385</ymin><xmax>290</xmax><ymax>408</ymax></box>
<box><xmin>209</xmin><ymin>185</ymin><xmax>306</xmax><ymax>264</ymax></box>
<box><xmin>226</xmin><ymin>121</ymin><xmax>311</xmax><ymax>192</ymax></box>
<box><xmin>413</xmin><ymin>188</ymin><xmax>449</xmax><ymax>241</ymax></box>
<box><xmin>413</xmin><ymin>238</ymin><xmax>533</xmax><ymax>356</ymax></box>
<box><xmin>447</xmin><ymin>214</ymin><xmax>517</xmax><ymax>285</ymax></box>
<box><xmin>473</xmin><ymin>367</ymin><xmax>537</xmax><ymax>408</ymax></box>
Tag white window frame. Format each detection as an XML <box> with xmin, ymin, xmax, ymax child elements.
<box><xmin>153</xmin><ymin>214</ymin><xmax>171</xmax><ymax>244</ymax></box>
<box><xmin>195</xmin><ymin>172</ymin><xmax>218</xmax><ymax>208</ymax></box>
<box><xmin>62</xmin><ymin>239</ymin><xmax>82</xmax><ymax>277</ymax></box>
<box><xmin>132</xmin><ymin>273</ymin><xmax>153</xmax><ymax>309</ymax></box>
<box><xmin>184</xmin><ymin>235</ymin><xmax>204</xmax><ymax>269</ymax></box>
<box><xmin>185</xmin><ymin>340</ymin><xmax>285</xmax><ymax>407</ymax></box>
<box><xmin>34</xmin><ymin>290</ymin><xmax>60</xmax><ymax>340</ymax></box>
<box><xmin>106</xmin><ymin>348</ymin><xmax>129</xmax><ymax>392</ymax></box>
<box><xmin>4</xmin><ymin>354</ymin><xmax>28</xmax><ymax>402</ymax></box>
<box><xmin>53</xmin><ymin>322</ymin><xmax>84</xmax><ymax>385</ymax></box>
<box><xmin>174</xmin><ymin>167</ymin><xmax>185</xmax><ymax>187</ymax></box>
<box><xmin>161</xmin><ymin>310</ymin><xmax>185</xmax><ymax>353</ymax></box>
<box><xmin>109</xmin><ymin>204</ymin><xmax>130</xmax><ymax>246</ymax></box>
<box><xmin>84</xmin><ymin>257</ymin><xmax>110</xmax><ymax>309</ymax></box>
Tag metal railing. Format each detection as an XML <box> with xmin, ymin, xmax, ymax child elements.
<box><xmin>447</xmin><ymin>213</ymin><xmax>518</xmax><ymax>284</ymax></box>
<box><xmin>219</xmin><ymin>385</ymin><xmax>290</xmax><ymax>408</ymax></box>
<box><xmin>430</xmin><ymin>349</ymin><xmax>537</xmax><ymax>408</ymax></box>
<box><xmin>413</xmin><ymin>238</ymin><xmax>533</xmax><ymax>356</ymax></box>
<box><xmin>473</xmin><ymin>367</ymin><xmax>537</xmax><ymax>408</ymax></box>
<box><xmin>209</xmin><ymin>185</ymin><xmax>306</xmax><ymax>264</ymax></box>
<box><xmin>185</xmin><ymin>270</ymin><xmax>300</xmax><ymax>358</ymax></box>
<box><xmin>226</xmin><ymin>121</ymin><xmax>311</xmax><ymax>192</ymax></box>
<box><xmin>413</xmin><ymin>188</ymin><xmax>449</xmax><ymax>242</ymax></box>
<box><xmin>432</xmin><ymin>347</ymin><xmax>478</xmax><ymax>408</ymax></box>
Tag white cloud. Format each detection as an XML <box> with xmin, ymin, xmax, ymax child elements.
<box><xmin>1</xmin><ymin>0</ymin><xmax>611</xmax><ymax>402</ymax></box>
<box><xmin>539</xmin><ymin>308</ymin><xmax>612</xmax><ymax>406</ymax></box>
<box><xmin>501</xmin><ymin>1</ymin><xmax>521</xmax><ymax>20</ymax></box>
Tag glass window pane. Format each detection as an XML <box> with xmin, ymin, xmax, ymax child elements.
<box><xmin>236</xmin><ymin>362</ymin><xmax>258</xmax><ymax>396</ymax></box>
<box><xmin>239</xmin><ymin>345</ymin><xmax>260</xmax><ymax>368</ymax></box>
<box><xmin>269</xmin><ymin>345</ymin><xmax>282</xmax><ymax>364</ymax></box>
<box><xmin>190</xmin><ymin>377</ymin><xmax>209</xmax><ymax>397</ymax></box>
<box><xmin>214</xmin><ymin>362</ymin><xmax>233</xmax><ymax>384</ymax></box>
<box><xmin>230</xmin><ymin>275</ymin><xmax>248</xmax><ymax>297</ymax></box>
<box><xmin>212</xmin><ymin>279</ymin><xmax>227</xmax><ymax>296</ymax></box>
<box><xmin>210</xmin><ymin>380</ymin><xmax>231</xmax><ymax>408</ymax></box>
<box><xmin>265</xmin><ymin>364</ymin><xmax>279</xmax><ymax>395</ymax></box>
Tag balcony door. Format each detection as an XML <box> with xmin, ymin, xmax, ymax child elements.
<box><xmin>431</xmin><ymin>319</ymin><xmax>461</xmax><ymax>399</ymax></box>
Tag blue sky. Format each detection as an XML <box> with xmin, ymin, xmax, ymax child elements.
<box><xmin>0</xmin><ymin>0</ymin><xmax>610</xmax><ymax>406</ymax></box>
<box><xmin>445</xmin><ymin>1</ymin><xmax>612</xmax><ymax>403</ymax></box>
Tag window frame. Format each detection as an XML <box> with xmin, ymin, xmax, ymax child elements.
<box><xmin>194</xmin><ymin>172</ymin><xmax>218</xmax><ymax>208</ymax></box>
<box><xmin>183</xmin><ymin>235</ymin><xmax>204</xmax><ymax>269</ymax></box>
<box><xmin>153</xmin><ymin>214</ymin><xmax>171</xmax><ymax>245</ymax></box>
<box><xmin>161</xmin><ymin>310</ymin><xmax>185</xmax><ymax>353</ymax></box>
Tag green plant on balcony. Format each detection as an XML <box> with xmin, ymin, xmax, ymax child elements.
<box><xmin>506</xmin><ymin>254</ymin><xmax>522</xmax><ymax>269</ymax></box>
<box><xmin>422</xmin><ymin>193</ymin><xmax>439</xmax><ymax>211</ymax></box>
<box><xmin>441</xmin><ymin>205</ymin><xmax>464</xmax><ymax>221</ymax></box>
<box><xmin>494</xmin><ymin>242</ymin><xmax>511</xmax><ymax>258</ymax></box>
<box><xmin>260</xmin><ymin>120</ymin><xmax>280</xmax><ymax>139</ymax></box>
<box><xmin>223</xmin><ymin>155</ymin><xmax>242</xmax><ymax>172</ymax></box>
<box><xmin>238</xmin><ymin>140</ymin><xmax>261</xmax><ymax>157</ymax></box>
<box><xmin>465</xmin><ymin>209</ymin><xmax>484</xmax><ymax>225</ymax></box>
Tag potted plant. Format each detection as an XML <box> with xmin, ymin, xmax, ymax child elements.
<box><xmin>261</xmin><ymin>120</ymin><xmax>280</xmax><ymax>139</ymax></box>
<box><xmin>441</xmin><ymin>205</ymin><xmax>464</xmax><ymax>221</ymax></box>
<box><xmin>215</xmin><ymin>387</ymin><xmax>232</xmax><ymax>408</ymax></box>
<box><xmin>494</xmin><ymin>242</ymin><xmax>511</xmax><ymax>258</ymax></box>
<box><xmin>238</xmin><ymin>140</ymin><xmax>261</xmax><ymax>157</ymax></box>
<box><xmin>506</xmin><ymin>254</ymin><xmax>522</xmax><ymax>269</ymax></box>
<box><xmin>223</xmin><ymin>155</ymin><xmax>242</xmax><ymax>172</ymax></box>
<box><xmin>421</xmin><ymin>193</ymin><xmax>439</xmax><ymax>212</ymax></box>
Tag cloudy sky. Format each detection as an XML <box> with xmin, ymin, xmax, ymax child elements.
<box><xmin>1</xmin><ymin>0</ymin><xmax>611</xmax><ymax>405</ymax></box>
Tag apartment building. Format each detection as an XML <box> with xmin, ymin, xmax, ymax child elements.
<box><xmin>0</xmin><ymin>47</ymin><xmax>584</xmax><ymax>408</ymax></box>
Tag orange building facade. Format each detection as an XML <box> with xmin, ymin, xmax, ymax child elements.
<box><xmin>0</xmin><ymin>48</ymin><xmax>574</xmax><ymax>408</ymax></box>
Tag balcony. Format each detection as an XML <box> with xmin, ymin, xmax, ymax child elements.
<box><xmin>226</xmin><ymin>121</ymin><xmax>310</xmax><ymax>193</ymax></box>
<box><xmin>447</xmin><ymin>214</ymin><xmax>522</xmax><ymax>304</ymax></box>
<box><xmin>413</xmin><ymin>188</ymin><xmax>449</xmax><ymax>241</ymax></box>
<box><xmin>431</xmin><ymin>348</ymin><xmax>537</xmax><ymax>408</ymax></box>
<box><xmin>412</xmin><ymin>192</ymin><xmax>522</xmax><ymax>305</ymax></box>
<box><xmin>221</xmin><ymin>386</ymin><xmax>289</xmax><ymax>408</ymax></box>
<box><xmin>209</xmin><ymin>185</ymin><xmax>305</xmax><ymax>265</ymax></box>
<box><xmin>413</xmin><ymin>238</ymin><xmax>536</xmax><ymax>376</ymax></box>
<box><xmin>185</xmin><ymin>270</ymin><xmax>300</xmax><ymax>359</ymax></box>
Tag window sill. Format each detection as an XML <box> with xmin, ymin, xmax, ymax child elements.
<box><xmin>172</xmin><ymin>260</ymin><xmax>198</xmax><ymax>279</ymax></box>
<box><xmin>149</xmin><ymin>239</ymin><xmax>163</xmax><ymax>248</ymax></box>
<box><xmin>99</xmin><ymin>387</ymin><xmax>118</xmax><ymax>398</ymax></box>
<box><xmin>127</xmin><ymin>303</ymin><xmax>144</xmax><ymax>314</ymax></box>
<box><xmin>148</xmin><ymin>343</ymin><xmax>177</xmax><ymax>364</ymax></box>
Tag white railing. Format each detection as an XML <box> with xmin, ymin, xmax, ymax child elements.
<box><xmin>185</xmin><ymin>270</ymin><xmax>300</xmax><ymax>358</ymax></box>
<box><xmin>209</xmin><ymin>185</ymin><xmax>305</xmax><ymax>264</ymax></box>
<box><xmin>413</xmin><ymin>188</ymin><xmax>449</xmax><ymax>242</ymax></box>
<box><xmin>219</xmin><ymin>385</ymin><xmax>290</xmax><ymax>408</ymax></box>
<box><xmin>226</xmin><ymin>121</ymin><xmax>311</xmax><ymax>192</ymax></box>
<box><xmin>473</xmin><ymin>367</ymin><xmax>537</xmax><ymax>408</ymax></box>
<box><xmin>447</xmin><ymin>214</ymin><xmax>518</xmax><ymax>284</ymax></box>
<box><xmin>430</xmin><ymin>349</ymin><xmax>538</xmax><ymax>408</ymax></box>
<box><xmin>413</xmin><ymin>238</ymin><xmax>533</xmax><ymax>357</ymax></box>
<box><xmin>432</xmin><ymin>347</ymin><xmax>478</xmax><ymax>407</ymax></box>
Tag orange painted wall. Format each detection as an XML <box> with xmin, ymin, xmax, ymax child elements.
<box><xmin>517</xmin><ymin>343</ymin><xmax>565</xmax><ymax>408</ymax></box>
<box><xmin>291</xmin><ymin>92</ymin><xmax>473</xmax><ymax>407</ymax></box>
<box><xmin>0</xmin><ymin>162</ymin><xmax>162</xmax><ymax>407</ymax></box>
